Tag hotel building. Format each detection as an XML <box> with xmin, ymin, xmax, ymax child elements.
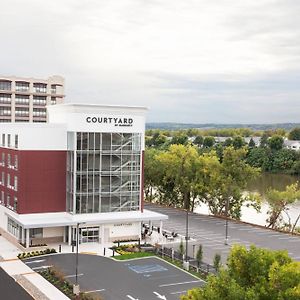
<box><xmin>0</xmin><ymin>75</ymin><xmax>64</xmax><ymax>123</ymax></box>
<box><xmin>0</xmin><ymin>103</ymin><xmax>167</xmax><ymax>248</ymax></box>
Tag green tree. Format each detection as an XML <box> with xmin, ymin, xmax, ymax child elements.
<box><xmin>265</xmin><ymin>183</ymin><xmax>300</xmax><ymax>231</ymax></box>
<box><xmin>202</xmin><ymin>147</ymin><xmax>260</xmax><ymax>219</ymax></box>
<box><xmin>203</xmin><ymin>136</ymin><xmax>215</xmax><ymax>148</ymax></box>
<box><xmin>196</xmin><ymin>245</ymin><xmax>203</xmax><ymax>268</ymax></box>
<box><xmin>181</xmin><ymin>245</ymin><xmax>300</xmax><ymax>300</ymax></box>
<box><xmin>232</xmin><ymin>136</ymin><xmax>244</xmax><ymax>149</ymax></box>
<box><xmin>288</xmin><ymin>127</ymin><xmax>300</xmax><ymax>140</ymax></box>
<box><xmin>193</xmin><ymin>135</ymin><xmax>204</xmax><ymax>147</ymax></box>
<box><xmin>223</xmin><ymin>138</ymin><xmax>233</xmax><ymax>147</ymax></box>
<box><xmin>248</xmin><ymin>137</ymin><xmax>256</xmax><ymax>148</ymax></box>
<box><xmin>170</xmin><ymin>133</ymin><xmax>189</xmax><ymax>145</ymax></box>
<box><xmin>213</xmin><ymin>253</ymin><xmax>221</xmax><ymax>272</ymax></box>
<box><xmin>260</xmin><ymin>133</ymin><xmax>269</xmax><ymax>148</ymax></box>
<box><xmin>268</xmin><ymin>135</ymin><xmax>284</xmax><ymax>151</ymax></box>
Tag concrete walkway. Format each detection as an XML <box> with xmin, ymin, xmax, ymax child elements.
<box><xmin>0</xmin><ymin>236</ymin><xmax>69</xmax><ymax>300</ymax></box>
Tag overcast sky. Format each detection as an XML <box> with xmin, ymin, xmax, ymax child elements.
<box><xmin>1</xmin><ymin>0</ymin><xmax>300</xmax><ymax>123</ymax></box>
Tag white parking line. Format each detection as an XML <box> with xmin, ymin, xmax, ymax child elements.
<box><xmin>159</xmin><ymin>280</ymin><xmax>202</xmax><ymax>287</ymax></box>
<box><xmin>25</xmin><ymin>259</ymin><xmax>46</xmax><ymax>264</ymax></box>
<box><xmin>85</xmin><ymin>289</ymin><xmax>105</xmax><ymax>294</ymax></box>
<box><xmin>65</xmin><ymin>273</ymin><xmax>84</xmax><ymax>278</ymax></box>
<box><xmin>170</xmin><ymin>290</ymin><xmax>187</xmax><ymax>295</ymax></box>
<box><xmin>32</xmin><ymin>265</ymin><xmax>53</xmax><ymax>270</ymax></box>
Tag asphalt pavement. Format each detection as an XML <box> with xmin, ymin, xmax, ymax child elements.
<box><xmin>24</xmin><ymin>254</ymin><xmax>205</xmax><ymax>300</ymax></box>
<box><xmin>0</xmin><ymin>267</ymin><xmax>33</xmax><ymax>300</ymax></box>
<box><xmin>146</xmin><ymin>203</ymin><xmax>300</xmax><ymax>264</ymax></box>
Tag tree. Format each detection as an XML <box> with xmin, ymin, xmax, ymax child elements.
<box><xmin>179</xmin><ymin>239</ymin><xmax>185</xmax><ymax>259</ymax></box>
<box><xmin>156</xmin><ymin>144</ymin><xmax>200</xmax><ymax>209</ymax></box>
<box><xmin>265</xmin><ymin>183</ymin><xmax>300</xmax><ymax>231</ymax></box>
<box><xmin>268</xmin><ymin>135</ymin><xmax>284</xmax><ymax>151</ymax></box>
<box><xmin>203</xmin><ymin>136</ymin><xmax>215</xmax><ymax>148</ymax></box>
<box><xmin>196</xmin><ymin>245</ymin><xmax>203</xmax><ymax>268</ymax></box>
<box><xmin>288</xmin><ymin>127</ymin><xmax>300</xmax><ymax>140</ymax></box>
<box><xmin>170</xmin><ymin>133</ymin><xmax>188</xmax><ymax>145</ymax></box>
<box><xmin>193</xmin><ymin>135</ymin><xmax>204</xmax><ymax>147</ymax></box>
<box><xmin>213</xmin><ymin>253</ymin><xmax>221</xmax><ymax>272</ymax></box>
<box><xmin>248</xmin><ymin>137</ymin><xmax>256</xmax><ymax>148</ymax></box>
<box><xmin>260</xmin><ymin>133</ymin><xmax>269</xmax><ymax>148</ymax></box>
<box><xmin>202</xmin><ymin>147</ymin><xmax>260</xmax><ymax>219</ymax></box>
<box><xmin>181</xmin><ymin>245</ymin><xmax>300</xmax><ymax>300</ymax></box>
<box><xmin>232</xmin><ymin>136</ymin><xmax>244</xmax><ymax>149</ymax></box>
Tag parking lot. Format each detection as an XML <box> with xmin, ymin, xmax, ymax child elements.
<box><xmin>24</xmin><ymin>254</ymin><xmax>205</xmax><ymax>300</ymax></box>
<box><xmin>146</xmin><ymin>204</ymin><xmax>300</xmax><ymax>264</ymax></box>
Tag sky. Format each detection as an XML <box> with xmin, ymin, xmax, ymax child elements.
<box><xmin>1</xmin><ymin>0</ymin><xmax>300</xmax><ymax>123</ymax></box>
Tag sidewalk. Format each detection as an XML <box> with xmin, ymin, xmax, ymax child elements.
<box><xmin>0</xmin><ymin>236</ymin><xmax>69</xmax><ymax>300</ymax></box>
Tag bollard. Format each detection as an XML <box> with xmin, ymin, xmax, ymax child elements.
<box><xmin>104</xmin><ymin>247</ymin><xmax>106</xmax><ymax>256</ymax></box>
<box><xmin>171</xmin><ymin>248</ymin><xmax>174</xmax><ymax>261</ymax></box>
<box><xmin>59</xmin><ymin>244</ymin><xmax>62</xmax><ymax>253</ymax></box>
<box><xmin>113</xmin><ymin>249</ymin><xmax>115</xmax><ymax>257</ymax></box>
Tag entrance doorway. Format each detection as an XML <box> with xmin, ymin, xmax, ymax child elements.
<box><xmin>79</xmin><ymin>227</ymin><xmax>99</xmax><ymax>243</ymax></box>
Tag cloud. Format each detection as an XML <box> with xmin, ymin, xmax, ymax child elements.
<box><xmin>0</xmin><ymin>0</ymin><xmax>299</xmax><ymax>123</ymax></box>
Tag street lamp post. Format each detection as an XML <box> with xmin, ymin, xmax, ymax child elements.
<box><xmin>183</xmin><ymin>206</ymin><xmax>189</xmax><ymax>271</ymax></box>
<box><xmin>224</xmin><ymin>198</ymin><xmax>229</xmax><ymax>245</ymax></box>
<box><xmin>73</xmin><ymin>222</ymin><xmax>85</xmax><ymax>295</ymax></box>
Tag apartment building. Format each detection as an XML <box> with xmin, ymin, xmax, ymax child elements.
<box><xmin>0</xmin><ymin>103</ymin><xmax>167</xmax><ymax>248</ymax></box>
<box><xmin>0</xmin><ymin>75</ymin><xmax>64</xmax><ymax>123</ymax></box>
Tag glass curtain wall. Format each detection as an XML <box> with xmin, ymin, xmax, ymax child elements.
<box><xmin>67</xmin><ymin>132</ymin><xmax>141</xmax><ymax>214</ymax></box>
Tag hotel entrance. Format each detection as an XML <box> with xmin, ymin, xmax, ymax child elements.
<box><xmin>78</xmin><ymin>226</ymin><xmax>99</xmax><ymax>243</ymax></box>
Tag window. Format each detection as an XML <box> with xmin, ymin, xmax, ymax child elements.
<box><xmin>0</xmin><ymin>107</ymin><xmax>11</xmax><ymax>116</ymax></box>
<box><xmin>15</xmin><ymin>81</ymin><xmax>29</xmax><ymax>92</ymax></box>
<box><xmin>1</xmin><ymin>191</ymin><xmax>4</xmax><ymax>204</ymax></box>
<box><xmin>0</xmin><ymin>94</ymin><xmax>11</xmax><ymax>104</ymax></box>
<box><xmin>7</xmin><ymin>153</ymin><xmax>11</xmax><ymax>167</ymax></box>
<box><xmin>1</xmin><ymin>171</ymin><xmax>4</xmax><ymax>185</ymax></box>
<box><xmin>7</xmin><ymin>134</ymin><xmax>11</xmax><ymax>147</ymax></box>
<box><xmin>15</xmin><ymin>95</ymin><xmax>29</xmax><ymax>105</ymax></box>
<box><xmin>33</xmin><ymin>96</ymin><xmax>47</xmax><ymax>106</ymax></box>
<box><xmin>6</xmin><ymin>194</ymin><xmax>10</xmax><ymax>207</ymax></box>
<box><xmin>2</xmin><ymin>134</ymin><xmax>5</xmax><ymax>146</ymax></box>
<box><xmin>30</xmin><ymin>228</ymin><xmax>43</xmax><ymax>238</ymax></box>
<box><xmin>14</xmin><ymin>176</ymin><xmax>17</xmax><ymax>191</ymax></box>
<box><xmin>51</xmin><ymin>97</ymin><xmax>56</xmax><ymax>105</ymax></box>
<box><xmin>14</xmin><ymin>155</ymin><xmax>18</xmax><ymax>169</ymax></box>
<box><xmin>7</xmin><ymin>173</ymin><xmax>10</xmax><ymax>187</ymax></box>
<box><xmin>13</xmin><ymin>197</ymin><xmax>17</xmax><ymax>211</ymax></box>
<box><xmin>14</xmin><ymin>135</ymin><xmax>18</xmax><ymax>148</ymax></box>
<box><xmin>33</xmin><ymin>108</ymin><xmax>47</xmax><ymax>117</ymax></box>
<box><xmin>15</xmin><ymin>107</ymin><xmax>29</xmax><ymax>116</ymax></box>
<box><xmin>0</xmin><ymin>81</ymin><xmax>11</xmax><ymax>91</ymax></box>
<box><xmin>1</xmin><ymin>153</ymin><xmax>5</xmax><ymax>166</ymax></box>
<box><xmin>33</xmin><ymin>83</ymin><xmax>47</xmax><ymax>93</ymax></box>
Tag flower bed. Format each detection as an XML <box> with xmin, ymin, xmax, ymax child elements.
<box><xmin>40</xmin><ymin>267</ymin><xmax>103</xmax><ymax>300</ymax></box>
<box><xmin>17</xmin><ymin>248</ymin><xmax>57</xmax><ymax>259</ymax></box>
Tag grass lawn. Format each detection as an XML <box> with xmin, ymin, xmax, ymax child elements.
<box><xmin>113</xmin><ymin>252</ymin><xmax>154</xmax><ymax>260</ymax></box>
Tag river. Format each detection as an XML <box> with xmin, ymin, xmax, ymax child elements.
<box><xmin>195</xmin><ymin>173</ymin><xmax>300</xmax><ymax>227</ymax></box>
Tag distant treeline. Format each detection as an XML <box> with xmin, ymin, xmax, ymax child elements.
<box><xmin>146</xmin><ymin>122</ymin><xmax>300</xmax><ymax>131</ymax></box>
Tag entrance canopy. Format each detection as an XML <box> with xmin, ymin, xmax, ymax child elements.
<box><xmin>6</xmin><ymin>209</ymin><xmax>168</xmax><ymax>229</ymax></box>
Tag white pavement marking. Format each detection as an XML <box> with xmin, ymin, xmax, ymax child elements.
<box><xmin>127</xmin><ymin>295</ymin><xmax>139</xmax><ymax>300</ymax></box>
<box><xmin>153</xmin><ymin>291</ymin><xmax>167</xmax><ymax>299</ymax></box>
<box><xmin>159</xmin><ymin>280</ymin><xmax>202</xmax><ymax>287</ymax></box>
<box><xmin>170</xmin><ymin>290</ymin><xmax>187</xmax><ymax>295</ymax></box>
<box><xmin>85</xmin><ymin>289</ymin><xmax>105</xmax><ymax>294</ymax></box>
<box><xmin>32</xmin><ymin>265</ymin><xmax>53</xmax><ymax>270</ymax></box>
<box><xmin>25</xmin><ymin>259</ymin><xmax>46</xmax><ymax>264</ymax></box>
<box><xmin>65</xmin><ymin>273</ymin><xmax>84</xmax><ymax>278</ymax></box>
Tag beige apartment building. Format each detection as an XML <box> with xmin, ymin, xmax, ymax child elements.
<box><xmin>0</xmin><ymin>75</ymin><xmax>65</xmax><ymax>122</ymax></box>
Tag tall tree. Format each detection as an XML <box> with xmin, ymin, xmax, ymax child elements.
<box><xmin>288</xmin><ymin>127</ymin><xmax>300</xmax><ymax>140</ymax></box>
<box><xmin>203</xmin><ymin>136</ymin><xmax>215</xmax><ymax>148</ymax></box>
<box><xmin>265</xmin><ymin>183</ymin><xmax>300</xmax><ymax>231</ymax></box>
<box><xmin>268</xmin><ymin>135</ymin><xmax>284</xmax><ymax>151</ymax></box>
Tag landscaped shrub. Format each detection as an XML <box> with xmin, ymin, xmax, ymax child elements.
<box><xmin>17</xmin><ymin>248</ymin><xmax>57</xmax><ymax>259</ymax></box>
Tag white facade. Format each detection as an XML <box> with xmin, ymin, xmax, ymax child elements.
<box><xmin>0</xmin><ymin>103</ymin><xmax>168</xmax><ymax>248</ymax></box>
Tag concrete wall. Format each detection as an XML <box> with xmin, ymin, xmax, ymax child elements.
<box><xmin>43</xmin><ymin>227</ymin><xmax>64</xmax><ymax>238</ymax></box>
